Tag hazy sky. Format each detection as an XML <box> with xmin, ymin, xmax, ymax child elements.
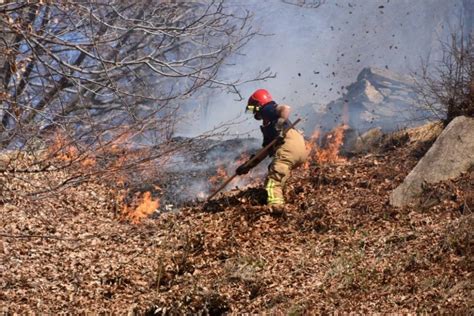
<box><xmin>186</xmin><ymin>0</ymin><xmax>466</xmax><ymax>137</ymax></box>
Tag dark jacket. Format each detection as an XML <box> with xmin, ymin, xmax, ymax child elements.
<box><xmin>258</xmin><ymin>102</ymin><xmax>291</xmax><ymax>155</ymax></box>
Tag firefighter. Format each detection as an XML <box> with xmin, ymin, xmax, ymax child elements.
<box><xmin>236</xmin><ymin>89</ymin><xmax>308</xmax><ymax>211</ymax></box>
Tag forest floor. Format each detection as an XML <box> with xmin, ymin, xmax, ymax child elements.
<box><xmin>1</xmin><ymin>124</ymin><xmax>472</xmax><ymax>314</ymax></box>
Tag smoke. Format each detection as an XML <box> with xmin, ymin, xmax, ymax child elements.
<box><xmin>155</xmin><ymin>137</ymin><xmax>267</xmax><ymax>207</ymax></box>
<box><xmin>182</xmin><ymin>0</ymin><xmax>467</xmax><ymax>137</ymax></box>
<box><xmin>158</xmin><ymin>0</ymin><xmax>470</xmax><ymax>205</ymax></box>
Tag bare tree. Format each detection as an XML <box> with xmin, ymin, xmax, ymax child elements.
<box><xmin>0</xmin><ymin>0</ymin><xmax>272</xmax><ymax>193</ymax></box>
<box><xmin>415</xmin><ymin>27</ymin><xmax>474</xmax><ymax>125</ymax></box>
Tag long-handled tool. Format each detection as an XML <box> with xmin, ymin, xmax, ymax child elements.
<box><xmin>207</xmin><ymin>118</ymin><xmax>301</xmax><ymax>201</ymax></box>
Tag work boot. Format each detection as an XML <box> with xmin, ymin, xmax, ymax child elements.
<box><xmin>269</xmin><ymin>204</ymin><xmax>286</xmax><ymax>218</ymax></box>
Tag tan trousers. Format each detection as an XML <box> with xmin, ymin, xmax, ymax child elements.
<box><xmin>265</xmin><ymin>129</ymin><xmax>308</xmax><ymax>205</ymax></box>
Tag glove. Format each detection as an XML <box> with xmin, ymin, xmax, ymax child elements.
<box><xmin>236</xmin><ymin>163</ymin><xmax>251</xmax><ymax>175</ymax></box>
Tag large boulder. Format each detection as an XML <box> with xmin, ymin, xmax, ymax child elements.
<box><xmin>390</xmin><ymin>116</ymin><xmax>474</xmax><ymax>207</ymax></box>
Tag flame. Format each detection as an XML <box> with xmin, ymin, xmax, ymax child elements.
<box><xmin>207</xmin><ymin>152</ymin><xmax>261</xmax><ymax>194</ymax></box>
<box><xmin>304</xmin><ymin>128</ymin><xmax>321</xmax><ymax>169</ymax></box>
<box><xmin>48</xmin><ymin>132</ymin><xmax>79</xmax><ymax>161</ymax></box>
<box><xmin>122</xmin><ymin>191</ymin><xmax>159</xmax><ymax>224</ymax></box>
<box><xmin>48</xmin><ymin>131</ymin><xmax>97</xmax><ymax>168</ymax></box>
<box><xmin>316</xmin><ymin>124</ymin><xmax>348</xmax><ymax>163</ymax></box>
<box><xmin>97</xmin><ymin>129</ymin><xmax>166</xmax><ymax>185</ymax></box>
<box><xmin>305</xmin><ymin>124</ymin><xmax>348</xmax><ymax>167</ymax></box>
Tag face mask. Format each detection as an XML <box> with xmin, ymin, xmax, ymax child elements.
<box><xmin>254</xmin><ymin>112</ymin><xmax>262</xmax><ymax>120</ymax></box>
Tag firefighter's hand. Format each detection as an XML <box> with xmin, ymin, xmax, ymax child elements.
<box><xmin>236</xmin><ymin>164</ymin><xmax>251</xmax><ymax>175</ymax></box>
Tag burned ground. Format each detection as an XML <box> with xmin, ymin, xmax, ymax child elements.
<box><xmin>0</xmin><ymin>130</ymin><xmax>472</xmax><ymax>314</ymax></box>
<box><xmin>153</xmin><ymin>137</ymin><xmax>264</xmax><ymax>208</ymax></box>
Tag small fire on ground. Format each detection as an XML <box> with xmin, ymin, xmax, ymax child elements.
<box><xmin>207</xmin><ymin>125</ymin><xmax>349</xmax><ymax>196</ymax></box>
<box><xmin>205</xmin><ymin>152</ymin><xmax>262</xmax><ymax>197</ymax></box>
<box><xmin>121</xmin><ymin>190</ymin><xmax>160</xmax><ymax>224</ymax></box>
<box><xmin>47</xmin><ymin>130</ymin><xmax>162</xmax><ymax>224</ymax></box>
<box><xmin>48</xmin><ymin>131</ymin><xmax>97</xmax><ymax>168</ymax></box>
<box><xmin>305</xmin><ymin>124</ymin><xmax>349</xmax><ymax>168</ymax></box>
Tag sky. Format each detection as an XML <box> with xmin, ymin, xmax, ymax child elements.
<box><xmin>183</xmin><ymin>0</ymin><xmax>467</xmax><ymax>137</ymax></box>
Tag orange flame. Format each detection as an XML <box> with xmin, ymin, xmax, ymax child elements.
<box><xmin>122</xmin><ymin>191</ymin><xmax>159</xmax><ymax>224</ymax></box>
<box><xmin>305</xmin><ymin>124</ymin><xmax>348</xmax><ymax>167</ymax></box>
<box><xmin>47</xmin><ymin>131</ymin><xmax>98</xmax><ymax>168</ymax></box>
<box><xmin>304</xmin><ymin>128</ymin><xmax>321</xmax><ymax>169</ymax></box>
<box><xmin>207</xmin><ymin>152</ymin><xmax>260</xmax><ymax>193</ymax></box>
<box><xmin>48</xmin><ymin>132</ymin><xmax>78</xmax><ymax>161</ymax></box>
<box><xmin>316</xmin><ymin>124</ymin><xmax>348</xmax><ymax>163</ymax></box>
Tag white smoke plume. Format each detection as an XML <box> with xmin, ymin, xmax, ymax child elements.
<box><xmin>161</xmin><ymin>0</ymin><xmax>471</xmax><ymax>205</ymax></box>
<box><xmin>182</xmin><ymin>0</ymin><xmax>468</xmax><ymax>137</ymax></box>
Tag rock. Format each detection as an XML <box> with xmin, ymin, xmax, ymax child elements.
<box><xmin>318</xmin><ymin>67</ymin><xmax>431</xmax><ymax>133</ymax></box>
<box><xmin>387</xmin><ymin>121</ymin><xmax>444</xmax><ymax>144</ymax></box>
<box><xmin>352</xmin><ymin>127</ymin><xmax>383</xmax><ymax>154</ymax></box>
<box><xmin>390</xmin><ymin>116</ymin><xmax>474</xmax><ymax>207</ymax></box>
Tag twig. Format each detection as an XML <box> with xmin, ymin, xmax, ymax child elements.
<box><xmin>0</xmin><ymin>233</ymin><xmax>76</xmax><ymax>240</ymax></box>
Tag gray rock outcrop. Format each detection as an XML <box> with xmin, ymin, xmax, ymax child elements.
<box><xmin>318</xmin><ymin>67</ymin><xmax>431</xmax><ymax>133</ymax></box>
<box><xmin>352</xmin><ymin>127</ymin><xmax>384</xmax><ymax>154</ymax></box>
<box><xmin>390</xmin><ymin>116</ymin><xmax>474</xmax><ymax>207</ymax></box>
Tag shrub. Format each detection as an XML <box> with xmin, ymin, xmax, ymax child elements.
<box><xmin>416</xmin><ymin>30</ymin><xmax>474</xmax><ymax>125</ymax></box>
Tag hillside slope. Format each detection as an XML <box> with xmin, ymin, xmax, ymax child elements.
<box><xmin>1</xmin><ymin>127</ymin><xmax>472</xmax><ymax>314</ymax></box>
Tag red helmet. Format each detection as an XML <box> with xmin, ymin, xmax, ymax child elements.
<box><xmin>246</xmin><ymin>89</ymin><xmax>273</xmax><ymax>113</ymax></box>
